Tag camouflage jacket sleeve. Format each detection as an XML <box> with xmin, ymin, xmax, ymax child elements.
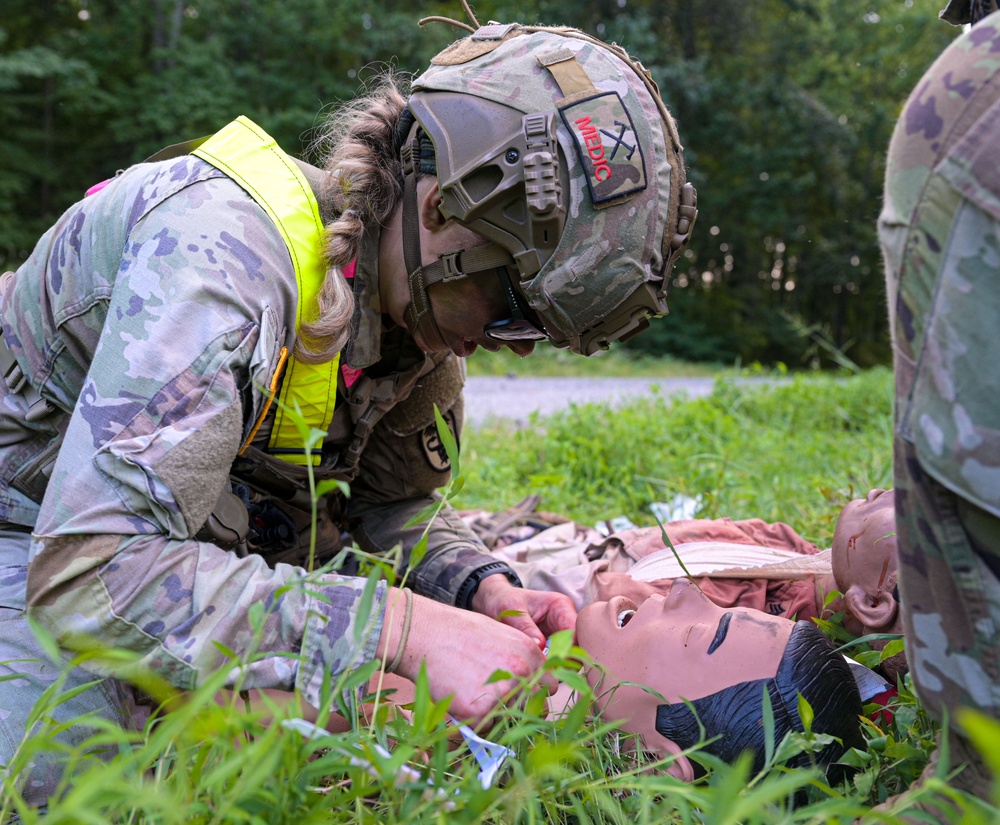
<box><xmin>18</xmin><ymin>159</ymin><xmax>385</xmax><ymax>706</ymax></box>
<box><xmin>345</xmin><ymin>352</ymin><xmax>520</xmax><ymax>606</ymax></box>
<box><xmin>349</xmin><ymin>491</ymin><xmax>517</xmax><ymax>607</ymax></box>
<box><xmin>879</xmin><ymin>18</ymin><xmax>1000</xmax><ymax>521</ymax></box>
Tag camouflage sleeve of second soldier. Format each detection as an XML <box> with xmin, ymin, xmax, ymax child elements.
<box><xmin>346</xmin><ymin>352</ymin><xmax>520</xmax><ymax>607</ymax></box>
<box><xmin>24</xmin><ymin>175</ymin><xmax>386</xmax><ymax>706</ymax></box>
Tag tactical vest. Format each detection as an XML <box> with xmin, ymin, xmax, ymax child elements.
<box><xmin>194</xmin><ymin>118</ymin><xmax>449</xmax><ymax>502</ymax></box>
<box><xmin>196</xmin><ymin>120</ymin><xmax>450</xmax><ymax>503</ymax></box>
<box><xmin>193</xmin><ymin>116</ymin><xmax>338</xmax><ymax>467</ymax></box>
<box><xmin>1</xmin><ymin>117</ymin><xmax>454</xmax><ymax>531</ymax></box>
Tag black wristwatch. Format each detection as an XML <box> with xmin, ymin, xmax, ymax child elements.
<box><xmin>456</xmin><ymin>562</ymin><xmax>523</xmax><ymax>610</ymax></box>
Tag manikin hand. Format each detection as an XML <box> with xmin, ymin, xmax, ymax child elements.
<box><xmin>377</xmin><ymin>587</ymin><xmax>557</xmax><ymax>728</ymax></box>
<box><xmin>471</xmin><ymin>576</ymin><xmax>577</xmax><ymax>649</ymax></box>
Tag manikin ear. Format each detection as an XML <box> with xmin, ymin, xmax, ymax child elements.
<box><xmin>844</xmin><ymin>583</ymin><xmax>898</xmax><ymax>633</ymax></box>
<box><xmin>643</xmin><ymin>731</ymin><xmax>696</xmax><ymax>781</ymax></box>
<box><xmin>623</xmin><ymin>719</ymin><xmax>696</xmax><ymax>781</ymax></box>
<box><xmin>417</xmin><ymin>179</ymin><xmax>448</xmax><ymax>231</ymax></box>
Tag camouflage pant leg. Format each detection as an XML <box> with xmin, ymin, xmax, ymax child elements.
<box><xmin>888</xmin><ymin>190</ymin><xmax>1000</xmax><ymax>724</ymax></box>
<box><xmin>878</xmin><ymin>13</ymin><xmax>1000</xmax><ymax>799</ymax></box>
<box><xmin>894</xmin><ymin>442</ymin><xmax>1000</xmax><ymax>722</ymax></box>
<box><xmin>0</xmin><ymin>566</ymin><xmax>148</xmax><ymax>808</ymax></box>
<box><xmin>893</xmin><ymin>446</ymin><xmax>1000</xmax><ymax>799</ymax></box>
<box><xmin>887</xmin><ymin>179</ymin><xmax>1000</xmax><ymax>725</ymax></box>
<box><xmin>880</xmin><ymin>54</ymin><xmax>1000</xmax><ymax>721</ymax></box>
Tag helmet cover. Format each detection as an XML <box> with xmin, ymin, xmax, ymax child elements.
<box><xmin>409</xmin><ymin>23</ymin><xmax>696</xmax><ymax>354</ymax></box>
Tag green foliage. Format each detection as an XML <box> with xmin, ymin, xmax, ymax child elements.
<box><xmin>1</xmin><ymin>368</ymin><xmax>995</xmax><ymax>821</ymax></box>
<box><xmin>2</xmin><ymin>645</ymin><xmax>979</xmax><ymax>823</ymax></box>
<box><xmin>402</xmin><ymin>404</ymin><xmax>466</xmax><ymax>572</ymax></box>
<box><xmin>838</xmin><ymin>674</ymin><xmax>939</xmax><ymax>805</ymax></box>
<box><xmin>959</xmin><ymin>709</ymin><xmax>1000</xmax><ymax>809</ymax></box>
<box><xmin>461</xmin><ymin>368</ymin><xmax>894</xmax><ymax>544</ymax></box>
<box><xmin>0</xmin><ymin>0</ymin><xmax>954</xmax><ymax>366</ymax></box>
<box><xmin>0</xmin><ymin>615</ymin><xmax>936</xmax><ymax>823</ymax></box>
<box><xmin>607</xmin><ymin>0</ymin><xmax>953</xmax><ymax>369</ymax></box>
<box><xmin>465</xmin><ymin>344</ymin><xmax>725</xmax><ymax>378</ymax></box>
<box><xmin>0</xmin><ymin>0</ymin><xmax>459</xmax><ymax>267</ymax></box>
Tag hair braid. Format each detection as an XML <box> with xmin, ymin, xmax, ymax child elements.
<box><xmin>296</xmin><ymin>73</ymin><xmax>410</xmax><ymax>363</ymax></box>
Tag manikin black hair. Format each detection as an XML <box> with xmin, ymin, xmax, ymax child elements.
<box><xmin>654</xmin><ymin>621</ymin><xmax>864</xmax><ymax>779</ymax></box>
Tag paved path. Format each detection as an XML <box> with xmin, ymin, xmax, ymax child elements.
<box><xmin>463</xmin><ymin>375</ymin><xmax>777</xmax><ymax>426</ymax></box>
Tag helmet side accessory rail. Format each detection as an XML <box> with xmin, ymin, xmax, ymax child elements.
<box><xmin>399</xmin><ymin>111</ymin><xmax>561</xmax><ymax>345</ymax></box>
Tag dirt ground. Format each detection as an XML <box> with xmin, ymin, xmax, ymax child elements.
<box><xmin>462</xmin><ymin>375</ymin><xmax>734</xmax><ymax>426</ymax></box>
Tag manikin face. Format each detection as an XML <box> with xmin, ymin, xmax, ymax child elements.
<box><xmin>575</xmin><ymin>579</ymin><xmax>794</xmax><ymax>778</ymax></box>
<box><xmin>831</xmin><ymin>489</ymin><xmax>900</xmax><ymax>638</ymax></box>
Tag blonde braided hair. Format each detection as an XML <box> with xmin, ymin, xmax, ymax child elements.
<box><xmin>297</xmin><ymin>73</ymin><xmax>411</xmax><ymax>363</ymax></box>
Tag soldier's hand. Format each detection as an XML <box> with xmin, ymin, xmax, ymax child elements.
<box><xmin>378</xmin><ymin>587</ymin><xmax>556</xmax><ymax>728</ymax></box>
<box><xmin>472</xmin><ymin>576</ymin><xmax>577</xmax><ymax>649</ymax></box>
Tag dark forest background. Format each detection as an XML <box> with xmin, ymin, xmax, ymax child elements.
<box><xmin>0</xmin><ymin>0</ymin><xmax>954</xmax><ymax>367</ymax></box>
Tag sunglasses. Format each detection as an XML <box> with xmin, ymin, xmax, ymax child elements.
<box><xmin>483</xmin><ymin>266</ymin><xmax>548</xmax><ymax>342</ymax></box>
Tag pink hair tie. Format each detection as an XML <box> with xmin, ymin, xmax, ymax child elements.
<box><xmin>85</xmin><ymin>179</ymin><xmax>112</xmax><ymax>197</ymax></box>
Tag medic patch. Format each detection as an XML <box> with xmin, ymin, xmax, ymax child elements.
<box><xmin>559</xmin><ymin>92</ymin><xmax>647</xmax><ymax>206</ymax></box>
<box><xmin>419</xmin><ymin>410</ymin><xmax>457</xmax><ymax>473</ymax></box>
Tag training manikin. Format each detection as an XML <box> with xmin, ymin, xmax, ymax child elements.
<box><xmin>574</xmin><ymin>579</ymin><xmax>865</xmax><ymax>780</ymax></box>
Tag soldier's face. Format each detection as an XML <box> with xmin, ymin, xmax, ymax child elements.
<box><xmin>575</xmin><ymin>579</ymin><xmax>793</xmax><ymax>758</ymax></box>
<box><xmin>418</xmin><ymin>221</ymin><xmax>536</xmax><ymax>358</ymax></box>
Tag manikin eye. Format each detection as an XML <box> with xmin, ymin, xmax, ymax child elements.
<box><xmin>617</xmin><ymin>609</ymin><xmax>635</xmax><ymax>628</ymax></box>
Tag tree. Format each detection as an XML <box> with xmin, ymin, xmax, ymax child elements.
<box><xmin>0</xmin><ymin>0</ymin><xmax>458</xmax><ymax>268</ymax></box>
<box><xmin>604</xmin><ymin>0</ymin><xmax>952</xmax><ymax>366</ymax></box>
<box><xmin>0</xmin><ymin>0</ymin><xmax>954</xmax><ymax>367</ymax></box>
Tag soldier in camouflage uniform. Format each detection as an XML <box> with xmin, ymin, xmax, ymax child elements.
<box><xmin>878</xmin><ymin>0</ymin><xmax>1000</xmax><ymax>801</ymax></box>
<box><xmin>0</xmin><ymin>17</ymin><xmax>695</xmax><ymax>805</ymax></box>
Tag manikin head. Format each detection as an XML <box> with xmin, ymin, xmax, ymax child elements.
<box><xmin>830</xmin><ymin>488</ymin><xmax>905</xmax><ymax>680</ymax></box>
<box><xmin>576</xmin><ymin>580</ymin><xmax>864</xmax><ymax>781</ymax></box>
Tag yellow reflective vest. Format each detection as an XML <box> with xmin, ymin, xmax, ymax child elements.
<box><xmin>193</xmin><ymin>116</ymin><xmax>338</xmax><ymax>467</ymax></box>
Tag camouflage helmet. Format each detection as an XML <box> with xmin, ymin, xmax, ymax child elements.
<box><xmin>400</xmin><ymin>21</ymin><xmax>697</xmax><ymax>356</ymax></box>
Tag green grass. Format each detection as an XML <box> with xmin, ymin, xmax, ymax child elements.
<box><xmin>459</xmin><ymin>368</ymin><xmax>893</xmax><ymax>547</ymax></box>
<box><xmin>4</xmin><ymin>367</ymin><xmax>999</xmax><ymax>823</ymax></box>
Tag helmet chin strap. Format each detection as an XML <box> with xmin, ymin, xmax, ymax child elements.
<box><xmin>399</xmin><ymin>129</ymin><xmax>519</xmax><ymax>348</ymax></box>
<box><xmin>400</xmin><ymin>133</ymin><xmax>447</xmax><ymax>347</ymax></box>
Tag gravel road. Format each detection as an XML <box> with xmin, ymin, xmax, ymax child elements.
<box><xmin>463</xmin><ymin>375</ymin><xmax>776</xmax><ymax>426</ymax></box>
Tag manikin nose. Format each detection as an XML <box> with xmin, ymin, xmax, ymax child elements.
<box><xmin>665</xmin><ymin>577</ymin><xmax>702</xmax><ymax>605</ymax></box>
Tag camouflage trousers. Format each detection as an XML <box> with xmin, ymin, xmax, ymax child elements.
<box><xmin>0</xmin><ymin>534</ymin><xmax>147</xmax><ymax>808</ymax></box>
<box><xmin>893</xmin><ymin>441</ymin><xmax>1000</xmax><ymax>723</ymax></box>
<box><xmin>892</xmin><ymin>441</ymin><xmax>1000</xmax><ymax>800</ymax></box>
<box><xmin>886</xmin><ymin>195</ymin><xmax>1000</xmax><ymax>800</ymax></box>
<box><xmin>879</xmin><ymin>15</ymin><xmax>1000</xmax><ymax>793</ymax></box>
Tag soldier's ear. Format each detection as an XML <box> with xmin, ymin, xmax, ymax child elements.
<box><xmin>419</xmin><ymin>180</ymin><xmax>448</xmax><ymax>231</ymax></box>
<box><xmin>844</xmin><ymin>583</ymin><xmax>898</xmax><ymax>633</ymax></box>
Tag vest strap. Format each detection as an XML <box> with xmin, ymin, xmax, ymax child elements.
<box><xmin>193</xmin><ymin>117</ymin><xmax>337</xmax><ymax>466</ymax></box>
